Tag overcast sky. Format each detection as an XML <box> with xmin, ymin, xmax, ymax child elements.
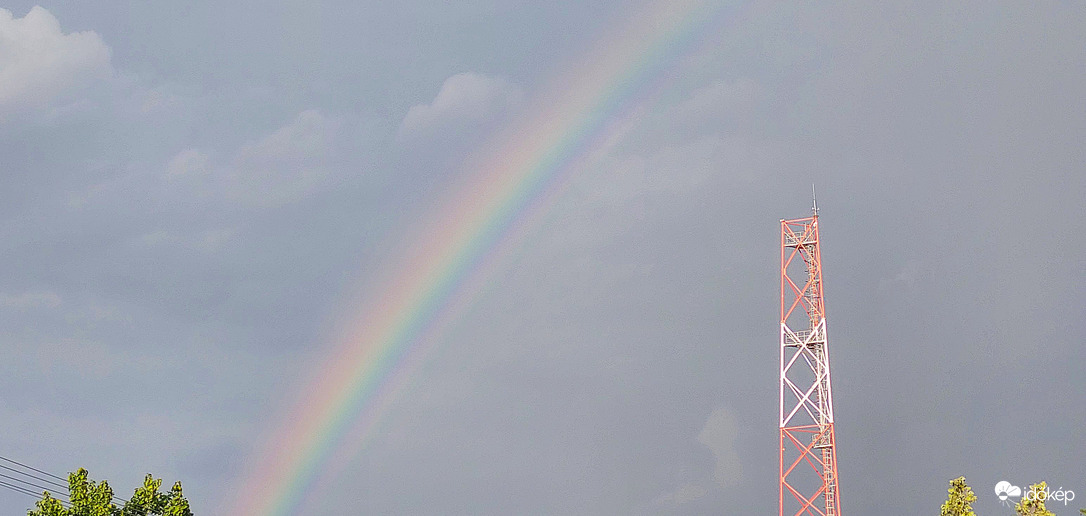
<box><xmin>0</xmin><ymin>1</ymin><xmax>1083</xmax><ymax>515</ymax></box>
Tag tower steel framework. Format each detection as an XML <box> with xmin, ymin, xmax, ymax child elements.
<box><xmin>778</xmin><ymin>205</ymin><xmax>842</xmax><ymax>516</ymax></box>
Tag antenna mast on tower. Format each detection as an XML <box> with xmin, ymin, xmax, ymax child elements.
<box><xmin>778</xmin><ymin>202</ymin><xmax>842</xmax><ymax>516</ymax></box>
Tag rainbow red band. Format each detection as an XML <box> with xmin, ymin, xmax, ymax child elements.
<box><xmin>229</xmin><ymin>1</ymin><xmax>728</xmax><ymax>514</ymax></box>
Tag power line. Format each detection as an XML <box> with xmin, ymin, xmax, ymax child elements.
<box><xmin>0</xmin><ymin>463</ymin><xmax>69</xmax><ymax>491</ymax></box>
<box><xmin>0</xmin><ymin>456</ymin><xmax>70</xmax><ymax>509</ymax></box>
<box><xmin>0</xmin><ymin>456</ymin><xmax>66</xmax><ymax>483</ymax></box>
<box><xmin>0</xmin><ymin>480</ymin><xmax>70</xmax><ymax>512</ymax></box>
<box><xmin>0</xmin><ymin>479</ymin><xmax>52</xmax><ymax>499</ymax></box>
<box><xmin>0</xmin><ymin>455</ymin><xmax>131</xmax><ymax>507</ymax></box>
<box><xmin>0</xmin><ymin>471</ymin><xmax>69</xmax><ymax>500</ymax></box>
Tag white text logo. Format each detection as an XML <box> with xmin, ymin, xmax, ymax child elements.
<box><xmin>994</xmin><ymin>481</ymin><xmax>1021</xmax><ymax>507</ymax></box>
<box><xmin>994</xmin><ymin>481</ymin><xmax>1076</xmax><ymax>508</ymax></box>
<box><xmin>1025</xmin><ymin>485</ymin><xmax>1075</xmax><ymax>505</ymax></box>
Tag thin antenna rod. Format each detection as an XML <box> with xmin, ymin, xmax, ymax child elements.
<box><xmin>812</xmin><ymin>184</ymin><xmax>819</xmax><ymax>216</ymax></box>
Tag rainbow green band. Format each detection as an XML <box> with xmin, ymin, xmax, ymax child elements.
<box><xmin>230</xmin><ymin>1</ymin><xmax>732</xmax><ymax>514</ymax></box>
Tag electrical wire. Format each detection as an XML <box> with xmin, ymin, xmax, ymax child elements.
<box><xmin>0</xmin><ymin>472</ymin><xmax>69</xmax><ymax>500</ymax></box>
<box><xmin>0</xmin><ymin>455</ymin><xmax>133</xmax><ymax>507</ymax></box>
<box><xmin>0</xmin><ymin>479</ymin><xmax>70</xmax><ymax>512</ymax></box>
<box><xmin>0</xmin><ymin>463</ymin><xmax>69</xmax><ymax>491</ymax></box>
<box><xmin>0</xmin><ymin>479</ymin><xmax>50</xmax><ymax>499</ymax></box>
<box><xmin>0</xmin><ymin>456</ymin><xmax>66</xmax><ymax>482</ymax></box>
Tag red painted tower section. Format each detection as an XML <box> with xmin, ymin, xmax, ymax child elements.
<box><xmin>778</xmin><ymin>205</ymin><xmax>842</xmax><ymax>516</ymax></box>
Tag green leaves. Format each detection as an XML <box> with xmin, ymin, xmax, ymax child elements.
<box><xmin>120</xmin><ymin>475</ymin><xmax>191</xmax><ymax>516</ymax></box>
<box><xmin>1015</xmin><ymin>482</ymin><xmax>1055</xmax><ymax>516</ymax></box>
<box><xmin>939</xmin><ymin>476</ymin><xmax>977</xmax><ymax>516</ymax></box>
<box><xmin>27</xmin><ymin>469</ymin><xmax>192</xmax><ymax>516</ymax></box>
<box><xmin>162</xmin><ymin>482</ymin><xmax>192</xmax><ymax>516</ymax></box>
<box><xmin>937</xmin><ymin>476</ymin><xmax>1075</xmax><ymax>516</ymax></box>
<box><xmin>28</xmin><ymin>492</ymin><xmax>66</xmax><ymax>516</ymax></box>
<box><xmin>27</xmin><ymin>468</ymin><xmax>120</xmax><ymax>516</ymax></box>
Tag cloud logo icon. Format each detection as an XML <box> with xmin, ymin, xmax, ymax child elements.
<box><xmin>995</xmin><ymin>481</ymin><xmax>1022</xmax><ymax>506</ymax></box>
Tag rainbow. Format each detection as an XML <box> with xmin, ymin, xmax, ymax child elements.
<box><xmin>230</xmin><ymin>1</ymin><xmax>729</xmax><ymax>514</ymax></box>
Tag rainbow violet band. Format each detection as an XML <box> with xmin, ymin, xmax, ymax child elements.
<box><xmin>229</xmin><ymin>1</ymin><xmax>727</xmax><ymax>514</ymax></box>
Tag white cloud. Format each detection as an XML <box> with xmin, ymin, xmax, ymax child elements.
<box><xmin>166</xmin><ymin>109</ymin><xmax>340</xmax><ymax>208</ymax></box>
<box><xmin>166</xmin><ymin>148</ymin><xmax>210</xmax><ymax>178</ymax></box>
<box><xmin>673</xmin><ymin>77</ymin><xmax>761</xmax><ymax>125</ymax></box>
<box><xmin>653</xmin><ymin>482</ymin><xmax>708</xmax><ymax>506</ymax></box>
<box><xmin>139</xmin><ymin>85</ymin><xmax>184</xmax><ymax>115</ymax></box>
<box><xmin>878</xmin><ymin>258</ymin><xmax>923</xmax><ymax>292</ymax></box>
<box><xmin>0</xmin><ymin>6</ymin><xmax>111</xmax><ymax>111</ymax></box>
<box><xmin>697</xmin><ymin>407</ymin><xmax>742</xmax><ymax>488</ymax></box>
<box><xmin>0</xmin><ymin>289</ymin><xmax>61</xmax><ymax>309</ymax></box>
<box><xmin>399</xmin><ymin>72</ymin><xmax>522</xmax><ymax>138</ymax></box>
<box><xmin>230</xmin><ymin>109</ymin><xmax>337</xmax><ymax>205</ymax></box>
<box><xmin>653</xmin><ymin>407</ymin><xmax>743</xmax><ymax>508</ymax></box>
<box><xmin>131</xmin><ymin>227</ymin><xmax>237</xmax><ymax>254</ymax></box>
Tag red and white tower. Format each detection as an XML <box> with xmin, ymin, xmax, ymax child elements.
<box><xmin>778</xmin><ymin>199</ymin><xmax>842</xmax><ymax>516</ymax></box>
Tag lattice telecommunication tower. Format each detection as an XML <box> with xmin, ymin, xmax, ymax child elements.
<box><xmin>778</xmin><ymin>195</ymin><xmax>842</xmax><ymax>516</ymax></box>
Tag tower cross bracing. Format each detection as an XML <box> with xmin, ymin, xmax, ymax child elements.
<box><xmin>778</xmin><ymin>210</ymin><xmax>842</xmax><ymax>516</ymax></box>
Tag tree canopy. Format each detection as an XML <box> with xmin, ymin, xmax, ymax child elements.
<box><xmin>940</xmin><ymin>476</ymin><xmax>977</xmax><ymax>516</ymax></box>
<box><xmin>28</xmin><ymin>469</ymin><xmax>192</xmax><ymax>516</ymax></box>
<box><xmin>1014</xmin><ymin>482</ymin><xmax>1055</xmax><ymax>516</ymax></box>
<box><xmin>938</xmin><ymin>477</ymin><xmax>1085</xmax><ymax>516</ymax></box>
